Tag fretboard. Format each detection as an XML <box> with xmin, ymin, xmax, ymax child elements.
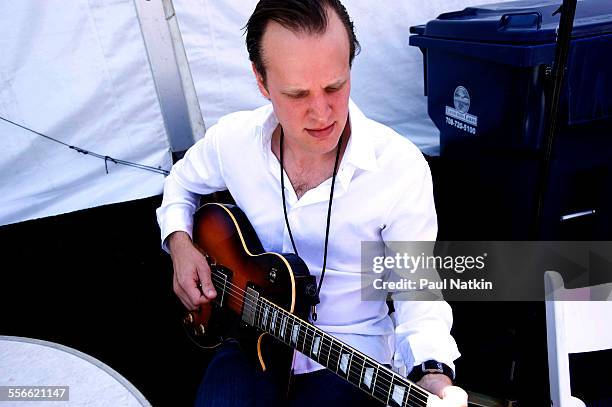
<box><xmin>254</xmin><ymin>297</ymin><xmax>431</xmax><ymax>407</ymax></box>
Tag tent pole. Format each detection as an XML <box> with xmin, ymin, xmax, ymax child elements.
<box><xmin>133</xmin><ymin>0</ymin><xmax>206</xmax><ymax>162</ymax></box>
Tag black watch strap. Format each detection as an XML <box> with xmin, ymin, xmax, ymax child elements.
<box><xmin>407</xmin><ymin>360</ymin><xmax>455</xmax><ymax>383</ymax></box>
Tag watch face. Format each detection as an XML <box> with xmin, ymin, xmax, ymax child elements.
<box><xmin>423</xmin><ymin>361</ymin><xmax>443</xmax><ymax>372</ymax></box>
<box><xmin>421</xmin><ymin>361</ymin><xmax>455</xmax><ymax>381</ymax></box>
<box><xmin>409</xmin><ymin>360</ymin><xmax>455</xmax><ymax>382</ymax></box>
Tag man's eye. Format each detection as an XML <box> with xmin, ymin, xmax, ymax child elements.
<box><xmin>287</xmin><ymin>93</ymin><xmax>306</xmax><ymax>99</ymax></box>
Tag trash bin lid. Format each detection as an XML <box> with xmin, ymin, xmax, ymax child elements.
<box><xmin>411</xmin><ymin>0</ymin><xmax>612</xmax><ymax>44</ymax></box>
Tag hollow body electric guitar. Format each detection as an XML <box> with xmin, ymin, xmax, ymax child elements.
<box><xmin>183</xmin><ymin>203</ymin><xmax>439</xmax><ymax>406</ymax></box>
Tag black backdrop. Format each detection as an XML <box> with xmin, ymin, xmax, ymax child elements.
<box><xmin>1</xmin><ymin>193</ymin><xmax>609</xmax><ymax>406</ymax></box>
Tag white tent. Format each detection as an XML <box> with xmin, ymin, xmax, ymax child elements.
<box><xmin>0</xmin><ymin>0</ymin><xmax>508</xmax><ymax>226</ymax></box>
<box><xmin>0</xmin><ymin>0</ymin><xmax>172</xmax><ymax>226</ymax></box>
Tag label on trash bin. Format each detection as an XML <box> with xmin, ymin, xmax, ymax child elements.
<box><xmin>445</xmin><ymin>86</ymin><xmax>477</xmax><ymax>134</ymax></box>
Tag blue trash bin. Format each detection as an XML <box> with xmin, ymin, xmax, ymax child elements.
<box><xmin>409</xmin><ymin>0</ymin><xmax>612</xmax><ymax>239</ymax></box>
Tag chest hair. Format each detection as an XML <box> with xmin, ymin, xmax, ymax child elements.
<box><xmin>288</xmin><ymin>167</ymin><xmax>333</xmax><ymax>199</ymax></box>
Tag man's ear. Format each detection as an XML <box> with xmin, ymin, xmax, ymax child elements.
<box><xmin>252</xmin><ymin>63</ymin><xmax>270</xmax><ymax>99</ymax></box>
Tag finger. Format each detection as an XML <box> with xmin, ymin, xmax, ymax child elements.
<box><xmin>441</xmin><ymin>386</ymin><xmax>468</xmax><ymax>407</ymax></box>
<box><xmin>175</xmin><ymin>268</ymin><xmax>205</xmax><ymax>310</ymax></box>
<box><xmin>426</xmin><ymin>394</ymin><xmax>444</xmax><ymax>407</ymax></box>
<box><xmin>196</xmin><ymin>263</ymin><xmax>217</xmax><ymax>302</ymax></box>
<box><xmin>173</xmin><ymin>272</ymin><xmax>196</xmax><ymax>310</ymax></box>
<box><xmin>183</xmin><ymin>275</ymin><xmax>209</xmax><ymax>309</ymax></box>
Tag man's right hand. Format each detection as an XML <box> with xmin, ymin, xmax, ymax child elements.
<box><xmin>167</xmin><ymin>231</ymin><xmax>217</xmax><ymax>310</ymax></box>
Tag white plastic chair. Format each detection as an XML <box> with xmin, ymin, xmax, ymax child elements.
<box><xmin>544</xmin><ymin>270</ymin><xmax>612</xmax><ymax>407</ymax></box>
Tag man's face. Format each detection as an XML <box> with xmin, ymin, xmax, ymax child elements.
<box><xmin>254</xmin><ymin>9</ymin><xmax>351</xmax><ymax>157</ymax></box>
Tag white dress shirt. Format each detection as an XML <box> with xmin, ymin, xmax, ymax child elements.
<box><xmin>156</xmin><ymin>100</ymin><xmax>460</xmax><ymax>375</ymax></box>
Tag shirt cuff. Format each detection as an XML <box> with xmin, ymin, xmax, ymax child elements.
<box><xmin>395</xmin><ymin>333</ymin><xmax>460</xmax><ymax>376</ymax></box>
<box><xmin>157</xmin><ymin>204</ymin><xmax>195</xmax><ymax>253</ymax></box>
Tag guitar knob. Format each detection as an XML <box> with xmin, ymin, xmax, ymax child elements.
<box><xmin>305</xmin><ymin>283</ymin><xmax>317</xmax><ymax>297</ymax></box>
<box><xmin>195</xmin><ymin>324</ymin><xmax>206</xmax><ymax>336</ymax></box>
<box><xmin>183</xmin><ymin>312</ymin><xmax>195</xmax><ymax>325</ymax></box>
<box><xmin>269</xmin><ymin>268</ymin><xmax>277</xmax><ymax>283</ymax></box>
<box><xmin>206</xmin><ymin>255</ymin><xmax>217</xmax><ymax>266</ymax></box>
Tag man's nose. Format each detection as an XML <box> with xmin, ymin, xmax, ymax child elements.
<box><xmin>308</xmin><ymin>93</ymin><xmax>332</xmax><ymax>122</ymax></box>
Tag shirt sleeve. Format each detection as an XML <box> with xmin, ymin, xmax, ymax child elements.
<box><xmin>380</xmin><ymin>154</ymin><xmax>461</xmax><ymax>375</ymax></box>
<box><xmin>156</xmin><ymin>123</ymin><xmax>227</xmax><ymax>252</ymax></box>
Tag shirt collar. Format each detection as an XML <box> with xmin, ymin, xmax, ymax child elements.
<box><xmin>257</xmin><ymin>98</ymin><xmax>379</xmax><ymax>173</ymax></box>
<box><xmin>343</xmin><ymin>99</ymin><xmax>378</xmax><ymax>172</ymax></box>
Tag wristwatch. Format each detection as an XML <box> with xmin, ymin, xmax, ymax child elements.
<box><xmin>407</xmin><ymin>360</ymin><xmax>455</xmax><ymax>383</ymax></box>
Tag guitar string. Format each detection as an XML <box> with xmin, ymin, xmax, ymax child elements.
<box><xmin>203</xmin><ymin>280</ymin><xmax>430</xmax><ymax>407</ymax></box>
<box><xmin>201</xmin><ymin>280</ymin><xmax>430</xmax><ymax>407</ymax></box>
<box><xmin>203</xmin><ymin>272</ymin><xmax>431</xmax><ymax>405</ymax></box>
<box><xmin>255</xmin><ymin>295</ymin><xmax>430</xmax><ymax>407</ymax></box>
<box><xmin>205</xmin><ymin>272</ymin><xmax>430</xmax><ymax>403</ymax></box>
<box><xmin>254</xmin><ymin>297</ymin><xmax>431</xmax><ymax>407</ymax></box>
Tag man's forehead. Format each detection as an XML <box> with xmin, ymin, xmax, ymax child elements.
<box><xmin>259</xmin><ymin>8</ymin><xmax>349</xmax><ymax>58</ymax></box>
<box><xmin>261</xmin><ymin>19</ymin><xmax>324</xmax><ymax>47</ymax></box>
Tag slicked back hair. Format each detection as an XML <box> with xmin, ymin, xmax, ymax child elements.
<box><xmin>245</xmin><ymin>0</ymin><xmax>360</xmax><ymax>84</ymax></box>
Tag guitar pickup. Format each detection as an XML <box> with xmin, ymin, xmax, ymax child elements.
<box><xmin>241</xmin><ymin>285</ymin><xmax>260</xmax><ymax>327</ymax></box>
<box><xmin>211</xmin><ymin>266</ymin><xmax>232</xmax><ymax>308</ymax></box>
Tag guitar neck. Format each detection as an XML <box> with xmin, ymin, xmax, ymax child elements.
<box><xmin>253</xmin><ymin>297</ymin><xmax>431</xmax><ymax>407</ymax></box>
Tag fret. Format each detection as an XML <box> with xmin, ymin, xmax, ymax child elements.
<box><xmin>277</xmin><ymin>309</ymin><xmax>285</xmax><ymax>340</ymax></box>
<box><xmin>279</xmin><ymin>312</ymin><xmax>288</xmax><ymax>341</ymax></box>
<box><xmin>346</xmin><ymin>351</ymin><xmax>354</xmax><ymax>378</ymax></box>
<box><xmin>298</xmin><ymin>320</ymin><xmax>308</xmax><ymax>354</ymax></box>
<box><xmin>295</xmin><ymin>317</ymin><xmax>306</xmax><ymax>353</ymax></box>
<box><xmin>338</xmin><ymin>350</ymin><xmax>351</xmax><ymax>377</ymax></box>
<box><xmin>358</xmin><ymin>356</ymin><xmax>367</xmax><ymax>389</ymax></box>
<box><xmin>290</xmin><ymin>319</ymin><xmax>300</xmax><ymax>346</ymax></box>
<box><xmin>255</xmin><ymin>299</ymin><xmax>261</xmax><ymax>329</ymax></box>
<box><xmin>318</xmin><ymin>333</ymin><xmax>332</xmax><ymax>367</ymax></box>
<box><xmin>387</xmin><ymin>373</ymin><xmax>410</xmax><ymax>407</ymax></box>
<box><xmin>255</xmin><ymin>300</ymin><xmax>262</xmax><ymax>328</ymax></box>
<box><xmin>260</xmin><ymin>302</ymin><xmax>291</xmax><ymax>344</ymax></box>
<box><xmin>270</xmin><ymin>308</ymin><xmax>278</xmax><ymax>335</ymax></box>
<box><xmin>309</xmin><ymin>328</ymin><xmax>319</xmax><ymax>358</ymax></box>
<box><xmin>285</xmin><ymin>314</ymin><xmax>294</xmax><ymax>344</ymax></box>
<box><xmin>302</xmin><ymin>324</ymin><xmax>315</xmax><ymax>357</ymax></box>
<box><xmin>390</xmin><ymin>374</ymin><xmax>414</xmax><ymax>407</ymax></box>
<box><xmin>363</xmin><ymin>366</ymin><xmax>375</xmax><ymax>392</ymax></box>
<box><xmin>266</xmin><ymin>304</ymin><xmax>273</xmax><ymax>332</ymax></box>
<box><xmin>347</xmin><ymin>352</ymin><xmax>365</xmax><ymax>387</ymax></box>
<box><xmin>373</xmin><ymin>365</ymin><xmax>384</xmax><ymax>400</ymax></box>
<box><xmin>401</xmin><ymin>377</ymin><xmax>413</xmax><ymax>407</ymax></box>
<box><xmin>406</xmin><ymin>382</ymin><xmax>428</xmax><ymax>407</ymax></box>
<box><xmin>261</xmin><ymin>303</ymin><xmax>270</xmax><ymax>330</ymax></box>
<box><xmin>334</xmin><ymin>341</ymin><xmax>343</xmax><ymax>373</ymax></box>
<box><xmin>385</xmin><ymin>369</ymin><xmax>392</xmax><ymax>406</ymax></box>
<box><xmin>376</xmin><ymin>367</ymin><xmax>394</xmax><ymax>406</ymax></box>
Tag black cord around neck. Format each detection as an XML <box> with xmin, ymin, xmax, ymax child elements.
<box><xmin>279</xmin><ymin>126</ymin><xmax>343</xmax><ymax>321</ymax></box>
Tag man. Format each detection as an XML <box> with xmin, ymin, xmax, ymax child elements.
<box><xmin>157</xmin><ymin>1</ymin><xmax>467</xmax><ymax>405</ymax></box>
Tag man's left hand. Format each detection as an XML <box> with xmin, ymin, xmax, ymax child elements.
<box><xmin>417</xmin><ymin>374</ymin><xmax>468</xmax><ymax>406</ymax></box>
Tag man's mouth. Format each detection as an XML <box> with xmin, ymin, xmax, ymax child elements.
<box><xmin>306</xmin><ymin>122</ymin><xmax>335</xmax><ymax>139</ymax></box>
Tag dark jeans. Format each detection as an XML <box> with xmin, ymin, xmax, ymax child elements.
<box><xmin>195</xmin><ymin>341</ymin><xmax>376</xmax><ymax>407</ymax></box>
